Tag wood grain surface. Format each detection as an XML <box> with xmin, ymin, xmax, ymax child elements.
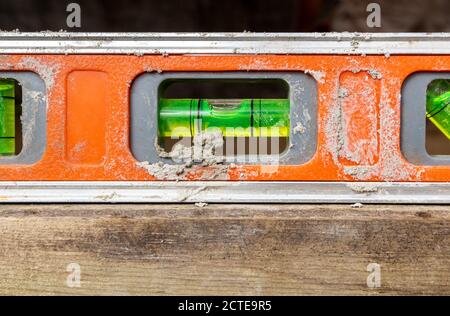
<box><xmin>0</xmin><ymin>203</ymin><xmax>449</xmax><ymax>295</ymax></box>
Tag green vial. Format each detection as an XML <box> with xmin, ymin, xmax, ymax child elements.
<box><xmin>426</xmin><ymin>79</ymin><xmax>450</xmax><ymax>140</ymax></box>
<box><xmin>158</xmin><ymin>98</ymin><xmax>290</xmax><ymax>138</ymax></box>
<box><xmin>0</xmin><ymin>79</ymin><xmax>16</xmax><ymax>155</ymax></box>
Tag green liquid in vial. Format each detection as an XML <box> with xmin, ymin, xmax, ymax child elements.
<box><xmin>0</xmin><ymin>80</ymin><xmax>16</xmax><ymax>155</ymax></box>
<box><xmin>158</xmin><ymin>98</ymin><xmax>290</xmax><ymax>138</ymax></box>
<box><xmin>427</xmin><ymin>79</ymin><xmax>450</xmax><ymax>141</ymax></box>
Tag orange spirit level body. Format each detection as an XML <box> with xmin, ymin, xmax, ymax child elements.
<box><xmin>0</xmin><ymin>33</ymin><xmax>449</xmax><ymax>203</ymax></box>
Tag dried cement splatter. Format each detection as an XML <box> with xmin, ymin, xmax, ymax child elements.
<box><xmin>293</xmin><ymin>122</ymin><xmax>306</xmax><ymax>135</ymax></box>
<box><xmin>338</xmin><ymin>87</ymin><xmax>349</xmax><ymax>98</ymax></box>
<box><xmin>19</xmin><ymin>57</ymin><xmax>60</xmax><ymax>89</ymax></box>
<box><xmin>346</xmin><ymin>182</ymin><xmax>379</xmax><ymax>193</ymax></box>
<box><xmin>323</xmin><ymin>70</ymin><xmax>425</xmax><ymax>182</ymax></box>
<box><xmin>136</xmin><ymin>161</ymin><xmax>186</xmax><ymax>180</ymax></box>
<box><xmin>304</xmin><ymin>70</ymin><xmax>326</xmax><ymax>84</ymax></box>
<box><xmin>344</xmin><ymin>166</ymin><xmax>377</xmax><ymax>180</ymax></box>
<box><xmin>368</xmin><ymin>70</ymin><xmax>383</xmax><ymax>80</ymax></box>
<box><xmin>192</xmin><ymin>130</ymin><xmax>225</xmax><ymax>166</ymax></box>
<box><xmin>324</xmin><ymin>88</ymin><xmax>347</xmax><ymax>165</ymax></box>
<box><xmin>137</xmin><ymin>130</ymin><xmax>228</xmax><ymax>180</ymax></box>
<box><xmin>27</xmin><ymin>91</ymin><xmax>46</xmax><ymax>104</ymax></box>
<box><xmin>96</xmin><ymin>192</ymin><xmax>119</xmax><ymax>201</ymax></box>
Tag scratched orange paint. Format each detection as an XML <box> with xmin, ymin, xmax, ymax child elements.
<box><xmin>0</xmin><ymin>54</ymin><xmax>448</xmax><ymax>181</ymax></box>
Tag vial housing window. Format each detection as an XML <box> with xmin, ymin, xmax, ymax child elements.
<box><xmin>157</xmin><ymin>79</ymin><xmax>290</xmax><ymax>159</ymax></box>
<box><xmin>426</xmin><ymin>79</ymin><xmax>450</xmax><ymax>155</ymax></box>
<box><xmin>0</xmin><ymin>79</ymin><xmax>22</xmax><ymax>156</ymax></box>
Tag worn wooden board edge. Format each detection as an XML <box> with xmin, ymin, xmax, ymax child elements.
<box><xmin>0</xmin><ymin>203</ymin><xmax>449</xmax><ymax>296</ymax></box>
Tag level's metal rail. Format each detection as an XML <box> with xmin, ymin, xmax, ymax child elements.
<box><xmin>0</xmin><ymin>32</ymin><xmax>449</xmax><ymax>55</ymax></box>
<box><xmin>0</xmin><ymin>181</ymin><xmax>449</xmax><ymax>204</ymax></box>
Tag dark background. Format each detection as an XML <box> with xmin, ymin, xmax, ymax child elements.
<box><xmin>0</xmin><ymin>0</ymin><xmax>448</xmax><ymax>32</ymax></box>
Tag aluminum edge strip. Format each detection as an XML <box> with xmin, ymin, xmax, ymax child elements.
<box><xmin>0</xmin><ymin>181</ymin><xmax>449</xmax><ymax>204</ymax></box>
<box><xmin>0</xmin><ymin>32</ymin><xmax>449</xmax><ymax>55</ymax></box>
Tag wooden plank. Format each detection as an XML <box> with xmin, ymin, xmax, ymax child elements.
<box><xmin>0</xmin><ymin>203</ymin><xmax>449</xmax><ymax>295</ymax></box>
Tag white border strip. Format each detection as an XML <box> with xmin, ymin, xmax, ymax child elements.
<box><xmin>0</xmin><ymin>181</ymin><xmax>449</xmax><ymax>204</ymax></box>
<box><xmin>0</xmin><ymin>32</ymin><xmax>449</xmax><ymax>55</ymax></box>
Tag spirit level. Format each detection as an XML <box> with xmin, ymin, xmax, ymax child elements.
<box><xmin>0</xmin><ymin>32</ymin><xmax>449</xmax><ymax>203</ymax></box>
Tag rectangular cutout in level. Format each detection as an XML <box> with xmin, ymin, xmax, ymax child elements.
<box><xmin>66</xmin><ymin>71</ymin><xmax>107</xmax><ymax>164</ymax></box>
<box><xmin>401</xmin><ymin>73</ymin><xmax>450</xmax><ymax>165</ymax></box>
<box><xmin>130</xmin><ymin>72</ymin><xmax>317</xmax><ymax>167</ymax></box>
<box><xmin>158</xmin><ymin>79</ymin><xmax>290</xmax><ymax>158</ymax></box>
<box><xmin>0</xmin><ymin>79</ymin><xmax>22</xmax><ymax>156</ymax></box>
<box><xmin>426</xmin><ymin>79</ymin><xmax>450</xmax><ymax>156</ymax></box>
<box><xmin>337</xmin><ymin>71</ymin><xmax>380</xmax><ymax>166</ymax></box>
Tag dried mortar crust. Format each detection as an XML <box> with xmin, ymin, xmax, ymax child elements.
<box><xmin>0</xmin><ymin>56</ymin><xmax>59</xmax><ymax>92</ymax></box>
<box><xmin>304</xmin><ymin>69</ymin><xmax>326</xmax><ymax>84</ymax></box>
<box><xmin>18</xmin><ymin>57</ymin><xmax>60</xmax><ymax>89</ymax></box>
<box><xmin>137</xmin><ymin>130</ymin><xmax>229</xmax><ymax>181</ymax></box>
<box><xmin>323</xmin><ymin>61</ymin><xmax>426</xmax><ymax>182</ymax></box>
<box><xmin>346</xmin><ymin>182</ymin><xmax>379</xmax><ymax>193</ymax></box>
